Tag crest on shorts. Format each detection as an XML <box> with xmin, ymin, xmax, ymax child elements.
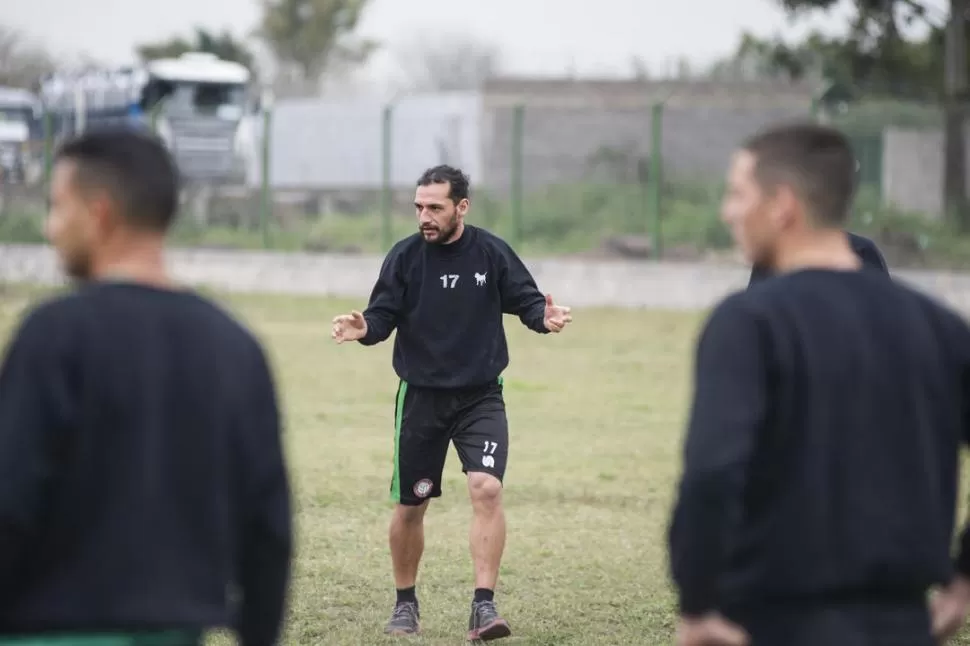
<box><xmin>413</xmin><ymin>479</ymin><xmax>434</xmax><ymax>498</ymax></box>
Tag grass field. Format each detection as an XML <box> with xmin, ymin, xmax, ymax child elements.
<box><xmin>0</xmin><ymin>287</ymin><xmax>968</xmax><ymax>645</ymax></box>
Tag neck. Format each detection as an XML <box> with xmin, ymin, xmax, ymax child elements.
<box><xmin>90</xmin><ymin>235</ymin><xmax>173</xmax><ymax>289</ymax></box>
<box><xmin>443</xmin><ymin>221</ymin><xmax>466</xmax><ymax>245</ymax></box>
<box><xmin>771</xmin><ymin>229</ymin><xmax>861</xmax><ymax>274</ymax></box>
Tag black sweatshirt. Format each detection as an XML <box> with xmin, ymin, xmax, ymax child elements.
<box><xmin>748</xmin><ymin>232</ymin><xmax>889</xmax><ymax>286</ymax></box>
<box><xmin>0</xmin><ymin>282</ymin><xmax>292</xmax><ymax>646</ymax></box>
<box><xmin>669</xmin><ymin>268</ymin><xmax>970</xmax><ymax>617</ymax></box>
<box><xmin>360</xmin><ymin>225</ymin><xmax>548</xmax><ymax>388</ymax></box>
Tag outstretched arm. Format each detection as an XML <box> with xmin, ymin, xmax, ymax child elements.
<box><xmin>359</xmin><ymin>249</ymin><xmax>406</xmax><ymax>346</ymax></box>
<box><xmin>497</xmin><ymin>241</ymin><xmax>548</xmax><ymax>334</ymax></box>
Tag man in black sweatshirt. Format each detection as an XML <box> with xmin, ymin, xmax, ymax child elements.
<box><xmin>331</xmin><ymin>165</ymin><xmax>572</xmax><ymax>642</ymax></box>
<box><xmin>747</xmin><ymin>230</ymin><xmax>889</xmax><ymax>286</ymax></box>
<box><xmin>668</xmin><ymin>122</ymin><xmax>970</xmax><ymax>646</ymax></box>
<box><xmin>0</xmin><ymin>128</ymin><xmax>293</xmax><ymax>646</ymax></box>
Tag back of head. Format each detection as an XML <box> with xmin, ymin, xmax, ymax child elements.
<box><xmin>54</xmin><ymin>127</ymin><xmax>180</xmax><ymax>233</ymax></box>
<box><xmin>742</xmin><ymin>122</ymin><xmax>856</xmax><ymax>229</ymax></box>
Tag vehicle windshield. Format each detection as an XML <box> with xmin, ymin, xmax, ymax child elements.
<box><xmin>142</xmin><ymin>78</ymin><xmax>246</xmax><ymax>119</ymax></box>
<box><xmin>0</xmin><ymin>108</ymin><xmax>29</xmax><ymax>125</ymax></box>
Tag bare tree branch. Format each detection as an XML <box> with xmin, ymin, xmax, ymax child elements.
<box><xmin>0</xmin><ymin>25</ymin><xmax>55</xmax><ymax>90</ymax></box>
<box><xmin>395</xmin><ymin>35</ymin><xmax>500</xmax><ymax>92</ymax></box>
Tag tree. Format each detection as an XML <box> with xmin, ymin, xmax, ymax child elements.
<box><xmin>765</xmin><ymin>0</ymin><xmax>970</xmax><ymax>227</ymax></box>
<box><xmin>396</xmin><ymin>36</ymin><xmax>500</xmax><ymax>91</ymax></box>
<box><xmin>0</xmin><ymin>25</ymin><xmax>55</xmax><ymax>89</ymax></box>
<box><xmin>706</xmin><ymin>29</ymin><xmax>937</xmax><ymax>95</ymax></box>
<box><xmin>257</xmin><ymin>0</ymin><xmax>376</xmax><ymax>84</ymax></box>
<box><xmin>136</xmin><ymin>27</ymin><xmax>258</xmax><ymax>74</ymax></box>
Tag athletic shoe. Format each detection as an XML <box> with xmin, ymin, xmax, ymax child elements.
<box><xmin>467</xmin><ymin>600</ymin><xmax>512</xmax><ymax>641</ymax></box>
<box><xmin>384</xmin><ymin>601</ymin><xmax>420</xmax><ymax>636</ymax></box>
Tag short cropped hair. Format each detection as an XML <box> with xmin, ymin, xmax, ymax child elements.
<box><xmin>55</xmin><ymin>127</ymin><xmax>180</xmax><ymax>232</ymax></box>
<box><xmin>742</xmin><ymin>122</ymin><xmax>857</xmax><ymax>228</ymax></box>
<box><xmin>416</xmin><ymin>165</ymin><xmax>470</xmax><ymax>203</ymax></box>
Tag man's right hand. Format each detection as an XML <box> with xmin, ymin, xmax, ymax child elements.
<box><xmin>931</xmin><ymin>576</ymin><xmax>970</xmax><ymax>642</ymax></box>
<box><xmin>332</xmin><ymin>310</ymin><xmax>368</xmax><ymax>344</ymax></box>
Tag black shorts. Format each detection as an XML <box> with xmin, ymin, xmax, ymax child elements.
<box><xmin>390</xmin><ymin>378</ymin><xmax>508</xmax><ymax>506</ymax></box>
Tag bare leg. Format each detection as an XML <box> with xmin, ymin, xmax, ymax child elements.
<box><xmin>467</xmin><ymin>472</ymin><xmax>506</xmax><ymax>590</ymax></box>
<box><xmin>389</xmin><ymin>501</ymin><xmax>429</xmax><ymax>589</ymax></box>
<box><xmin>466</xmin><ymin>472</ymin><xmax>512</xmax><ymax>640</ymax></box>
<box><xmin>384</xmin><ymin>502</ymin><xmax>429</xmax><ymax>636</ymax></box>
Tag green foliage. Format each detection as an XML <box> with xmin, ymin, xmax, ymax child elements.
<box><xmin>136</xmin><ymin>27</ymin><xmax>258</xmax><ymax>75</ymax></box>
<box><xmin>716</xmin><ymin>1</ymin><xmax>948</xmax><ymax>102</ymax></box>
<box><xmin>0</xmin><ymin>211</ymin><xmax>45</xmax><ymax>244</ymax></box>
<box><xmin>257</xmin><ymin>0</ymin><xmax>376</xmax><ymax>82</ymax></box>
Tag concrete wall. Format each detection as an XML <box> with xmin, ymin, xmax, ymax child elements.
<box><xmin>882</xmin><ymin>127</ymin><xmax>970</xmax><ymax>218</ymax></box>
<box><xmin>4</xmin><ymin>244</ymin><xmax>970</xmax><ymax>314</ymax></box>
<box><xmin>249</xmin><ymin>80</ymin><xmax>817</xmax><ymax>193</ymax></box>
<box><xmin>480</xmin><ymin>79</ymin><xmax>815</xmax><ymax>193</ymax></box>
<box><xmin>251</xmin><ymin>93</ymin><xmax>483</xmax><ymax>191</ymax></box>
<box><xmin>483</xmin><ymin>104</ymin><xmax>810</xmax><ymax>194</ymax></box>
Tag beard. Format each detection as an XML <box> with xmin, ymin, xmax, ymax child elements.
<box><xmin>419</xmin><ymin>215</ymin><xmax>460</xmax><ymax>245</ymax></box>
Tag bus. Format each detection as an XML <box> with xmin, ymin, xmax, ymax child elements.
<box><xmin>40</xmin><ymin>52</ymin><xmax>254</xmax><ymax>184</ymax></box>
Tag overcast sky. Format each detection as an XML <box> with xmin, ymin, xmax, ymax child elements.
<box><xmin>4</xmin><ymin>0</ymin><xmax>950</xmax><ymax>88</ymax></box>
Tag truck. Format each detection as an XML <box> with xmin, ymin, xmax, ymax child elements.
<box><xmin>0</xmin><ymin>86</ymin><xmax>41</xmax><ymax>185</ymax></box>
<box><xmin>39</xmin><ymin>52</ymin><xmax>254</xmax><ymax>184</ymax></box>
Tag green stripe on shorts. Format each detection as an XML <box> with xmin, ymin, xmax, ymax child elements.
<box><xmin>390</xmin><ymin>380</ymin><xmax>408</xmax><ymax>503</ymax></box>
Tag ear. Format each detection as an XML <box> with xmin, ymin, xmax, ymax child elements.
<box><xmin>456</xmin><ymin>197</ymin><xmax>470</xmax><ymax>217</ymax></box>
<box><xmin>773</xmin><ymin>184</ymin><xmax>801</xmax><ymax>229</ymax></box>
<box><xmin>87</xmin><ymin>190</ymin><xmax>118</xmax><ymax>234</ymax></box>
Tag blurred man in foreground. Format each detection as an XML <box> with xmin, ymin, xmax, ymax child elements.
<box><xmin>669</xmin><ymin>122</ymin><xmax>970</xmax><ymax>646</ymax></box>
<box><xmin>0</xmin><ymin>128</ymin><xmax>293</xmax><ymax>646</ymax></box>
<box><xmin>747</xmin><ymin>230</ymin><xmax>888</xmax><ymax>285</ymax></box>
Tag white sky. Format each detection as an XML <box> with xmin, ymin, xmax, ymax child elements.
<box><xmin>3</xmin><ymin>0</ymin><xmax>950</xmax><ymax>87</ymax></box>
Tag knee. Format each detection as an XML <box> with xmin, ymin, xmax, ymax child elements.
<box><xmin>394</xmin><ymin>501</ymin><xmax>428</xmax><ymax>526</ymax></box>
<box><xmin>468</xmin><ymin>472</ymin><xmax>503</xmax><ymax>509</ymax></box>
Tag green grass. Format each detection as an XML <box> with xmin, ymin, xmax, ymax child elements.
<box><xmin>0</xmin><ymin>287</ymin><xmax>969</xmax><ymax>645</ymax></box>
<box><xmin>0</xmin><ymin>287</ymin><xmax>695</xmax><ymax>645</ymax></box>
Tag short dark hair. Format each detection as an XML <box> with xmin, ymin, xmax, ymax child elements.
<box><xmin>55</xmin><ymin>127</ymin><xmax>180</xmax><ymax>232</ymax></box>
<box><xmin>416</xmin><ymin>165</ymin><xmax>470</xmax><ymax>203</ymax></box>
<box><xmin>742</xmin><ymin>122</ymin><xmax>856</xmax><ymax>227</ymax></box>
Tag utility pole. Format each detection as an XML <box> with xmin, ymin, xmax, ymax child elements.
<box><xmin>944</xmin><ymin>0</ymin><xmax>968</xmax><ymax>228</ymax></box>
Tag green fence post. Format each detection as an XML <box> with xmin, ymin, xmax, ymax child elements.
<box><xmin>381</xmin><ymin>104</ymin><xmax>394</xmax><ymax>252</ymax></box>
<box><xmin>260</xmin><ymin>90</ymin><xmax>274</xmax><ymax>249</ymax></box>
<box><xmin>510</xmin><ymin>104</ymin><xmax>524</xmax><ymax>248</ymax></box>
<box><xmin>150</xmin><ymin>102</ymin><xmax>162</xmax><ymax>133</ymax></box>
<box><xmin>42</xmin><ymin>108</ymin><xmax>53</xmax><ymax>189</ymax></box>
<box><xmin>649</xmin><ymin>102</ymin><xmax>663</xmax><ymax>259</ymax></box>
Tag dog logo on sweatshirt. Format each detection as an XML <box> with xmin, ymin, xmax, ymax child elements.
<box><xmin>475</xmin><ymin>272</ymin><xmax>487</xmax><ymax>286</ymax></box>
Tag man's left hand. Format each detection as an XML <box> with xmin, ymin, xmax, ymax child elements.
<box><xmin>543</xmin><ymin>293</ymin><xmax>572</xmax><ymax>333</ymax></box>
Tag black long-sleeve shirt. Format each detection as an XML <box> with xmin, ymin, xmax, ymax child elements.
<box><xmin>748</xmin><ymin>232</ymin><xmax>889</xmax><ymax>286</ymax></box>
<box><xmin>0</xmin><ymin>281</ymin><xmax>292</xmax><ymax>646</ymax></box>
<box><xmin>360</xmin><ymin>225</ymin><xmax>548</xmax><ymax>388</ymax></box>
<box><xmin>669</xmin><ymin>268</ymin><xmax>970</xmax><ymax>617</ymax></box>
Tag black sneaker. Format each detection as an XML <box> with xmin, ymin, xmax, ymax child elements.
<box><xmin>384</xmin><ymin>601</ymin><xmax>420</xmax><ymax>636</ymax></box>
<box><xmin>467</xmin><ymin>600</ymin><xmax>511</xmax><ymax>641</ymax></box>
